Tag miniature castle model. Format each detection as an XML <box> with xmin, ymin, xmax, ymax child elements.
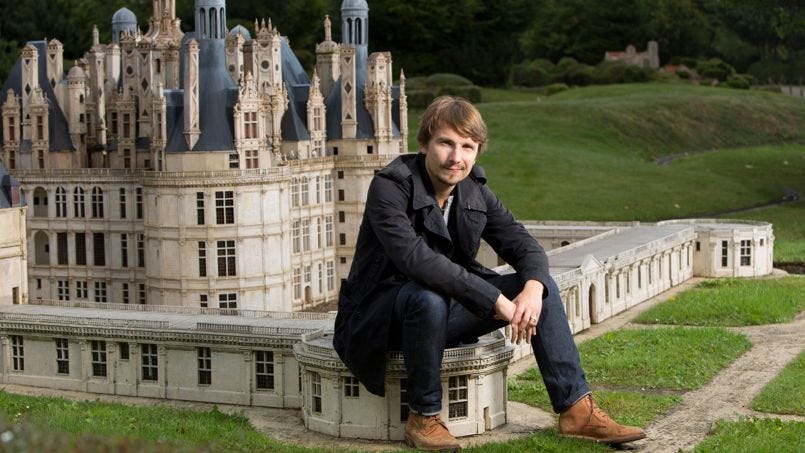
<box><xmin>604</xmin><ymin>41</ymin><xmax>660</xmax><ymax>69</ymax></box>
<box><xmin>0</xmin><ymin>0</ymin><xmax>776</xmax><ymax>443</ymax></box>
<box><xmin>0</xmin><ymin>164</ymin><xmax>26</xmax><ymax>306</ymax></box>
<box><xmin>1</xmin><ymin>0</ymin><xmax>407</xmax><ymax>311</ymax></box>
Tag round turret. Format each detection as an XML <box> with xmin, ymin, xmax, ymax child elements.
<box><xmin>67</xmin><ymin>64</ymin><xmax>86</xmax><ymax>80</ymax></box>
<box><xmin>341</xmin><ymin>0</ymin><xmax>369</xmax><ymax>10</ymax></box>
<box><xmin>229</xmin><ymin>24</ymin><xmax>251</xmax><ymax>41</ymax></box>
<box><xmin>195</xmin><ymin>0</ymin><xmax>227</xmax><ymax>40</ymax></box>
<box><xmin>112</xmin><ymin>7</ymin><xmax>138</xmax><ymax>44</ymax></box>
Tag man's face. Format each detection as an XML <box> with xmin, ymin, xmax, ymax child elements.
<box><xmin>420</xmin><ymin>126</ymin><xmax>479</xmax><ymax>196</ymax></box>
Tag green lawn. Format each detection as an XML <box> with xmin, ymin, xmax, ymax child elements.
<box><xmin>409</xmin><ymin>84</ymin><xmax>805</xmax><ymax>262</ymax></box>
<box><xmin>508</xmin><ymin>382</ymin><xmax>680</xmax><ymax>428</ymax></box>
<box><xmin>752</xmin><ymin>350</ymin><xmax>805</xmax><ymax>416</ymax></box>
<box><xmin>510</xmin><ymin>327</ymin><xmax>750</xmax><ymax>423</ymax></box>
<box><xmin>579</xmin><ymin>327</ymin><xmax>751</xmax><ymax>390</ymax></box>
<box><xmin>0</xmin><ymin>391</ymin><xmax>329</xmax><ymax>453</ymax></box>
<box><xmin>693</xmin><ymin>417</ymin><xmax>805</xmax><ymax>453</ymax></box>
<box><xmin>634</xmin><ymin>277</ymin><xmax>805</xmax><ymax>326</ymax></box>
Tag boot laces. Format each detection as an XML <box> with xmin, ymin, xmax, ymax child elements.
<box><xmin>424</xmin><ymin>414</ymin><xmax>448</xmax><ymax>435</ymax></box>
<box><xmin>588</xmin><ymin>395</ymin><xmax>613</xmax><ymax>424</ymax></box>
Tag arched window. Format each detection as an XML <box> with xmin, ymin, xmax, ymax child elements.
<box><xmin>356</xmin><ymin>19</ymin><xmax>362</xmax><ymax>45</ymax></box>
<box><xmin>199</xmin><ymin>8</ymin><xmax>206</xmax><ymax>37</ymax></box>
<box><xmin>301</xmin><ymin>176</ymin><xmax>309</xmax><ymax>206</ymax></box>
<box><xmin>210</xmin><ymin>10</ymin><xmax>217</xmax><ymax>40</ymax></box>
<box><xmin>32</xmin><ymin>187</ymin><xmax>48</xmax><ymax>217</ymax></box>
<box><xmin>73</xmin><ymin>187</ymin><xmax>86</xmax><ymax>218</ymax></box>
<box><xmin>55</xmin><ymin>187</ymin><xmax>67</xmax><ymax>217</ymax></box>
<box><xmin>91</xmin><ymin>187</ymin><xmax>104</xmax><ymax>218</ymax></box>
<box><xmin>220</xmin><ymin>8</ymin><xmax>225</xmax><ymax>39</ymax></box>
<box><xmin>291</xmin><ymin>177</ymin><xmax>299</xmax><ymax>207</ymax></box>
<box><xmin>347</xmin><ymin>18</ymin><xmax>353</xmax><ymax>43</ymax></box>
<box><xmin>34</xmin><ymin>231</ymin><xmax>50</xmax><ymax>265</ymax></box>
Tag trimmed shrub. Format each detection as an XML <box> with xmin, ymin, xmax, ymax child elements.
<box><xmin>426</xmin><ymin>73</ymin><xmax>473</xmax><ymax>87</ymax></box>
<box><xmin>407</xmin><ymin>90</ymin><xmax>436</xmax><ymax>108</ymax></box>
<box><xmin>556</xmin><ymin>57</ymin><xmax>579</xmax><ymax>70</ymax></box>
<box><xmin>677</xmin><ymin>69</ymin><xmax>691</xmax><ymax>79</ymax></box>
<box><xmin>512</xmin><ymin>64</ymin><xmax>553</xmax><ymax>87</ymax></box>
<box><xmin>696</xmin><ymin>58</ymin><xmax>735</xmax><ymax>81</ymax></box>
<box><xmin>404</xmin><ymin>73</ymin><xmax>482</xmax><ymax>107</ymax></box>
<box><xmin>542</xmin><ymin>83</ymin><xmax>570</xmax><ymax>96</ymax></box>
<box><xmin>404</xmin><ymin>76</ymin><xmax>429</xmax><ymax>91</ymax></box>
<box><xmin>565</xmin><ymin>63</ymin><xmax>595</xmax><ymax>86</ymax></box>
<box><xmin>592</xmin><ymin>61</ymin><xmax>654</xmax><ymax>84</ymax></box>
<box><xmin>438</xmin><ymin>85</ymin><xmax>482</xmax><ymax>103</ymax></box>
<box><xmin>725</xmin><ymin>74</ymin><xmax>753</xmax><ymax>89</ymax></box>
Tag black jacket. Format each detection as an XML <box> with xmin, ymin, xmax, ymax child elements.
<box><xmin>333</xmin><ymin>153</ymin><xmax>550</xmax><ymax>396</ymax></box>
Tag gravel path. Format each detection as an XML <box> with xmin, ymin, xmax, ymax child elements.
<box><xmin>632</xmin><ymin>312</ymin><xmax>805</xmax><ymax>452</ymax></box>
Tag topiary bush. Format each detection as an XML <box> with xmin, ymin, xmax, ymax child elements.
<box><xmin>725</xmin><ymin>73</ymin><xmax>753</xmax><ymax>89</ymax></box>
<box><xmin>426</xmin><ymin>73</ymin><xmax>473</xmax><ymax>87</ymax></box>
<box><xmin>437</xmin><ymin>85</ymin><xmax>482</xmax><ymax>103</ymax></box>
<box><xmin>696</xmin><ymin>58</ymin><xmax>735</xmax><ymax>81</ymax></box>
<box><xmin>407</xmin><ymin>90</ymin><xmax>436</xmax><ymax>107</ymax></box>
<box><xmin>404</xmin><ymin>73</ymin><xmax>482</xmax><ymax>106</ymax></box>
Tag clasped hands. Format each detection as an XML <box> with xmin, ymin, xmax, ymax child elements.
<box><xmin>494</xmin><ymin>280</ymin><xmax>544</xmax><ymax>344</ymax></box>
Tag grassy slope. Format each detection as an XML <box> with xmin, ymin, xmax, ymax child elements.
<box><xmin>634</xmin><ymin>277</ymin><xmax>805</xmax><ymax>326</ymax></box>
<box><xmin>409</xmin><ymin>83</ymin><xmax>805</xmax><ymax>260</ymax></box>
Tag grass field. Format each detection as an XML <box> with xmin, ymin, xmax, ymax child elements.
<box><xmin>0</xmin><ymin>391</ymin><xmax>324</xmax><ymax>453</ymax></box>
<box><xmin>692</xmin><ymin>417</ymin><xmax>805</xmax><ymax>453</ymax></box>
<box><xmin>409</xmin><ymin>83</ymin><xmax>805</xmax><ymax>262</ymax></box>
<box><xmin>752</xmin><ymin>350</ymin><xmax>805</xmax><ymax>416</ymax></box>
<box><xmin>634</xmin><ymin>277</ymin><xmax>805</xmax><ymax>326</ymax></box>
<box><xmin>509</xmin><ymin>326</ymin><xmax>750</xmax><ymax>425</ymax></box>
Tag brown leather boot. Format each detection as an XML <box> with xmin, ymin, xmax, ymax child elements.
<box><xmin>404</xmin><ymin>412</ymin><xmax>460</xmax><ymax>451</ymax></box>
<box><xmin>558</xmin><ymin>394</ymin><xmax>646</xmax><ymax>444</ymax></box>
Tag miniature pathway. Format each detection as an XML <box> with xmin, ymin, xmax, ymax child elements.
<box><xmin>632</xmin><ymin>312</ymin><xmax>805</xmax><ymax>452</ymax></box>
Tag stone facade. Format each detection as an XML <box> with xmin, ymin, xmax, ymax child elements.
<box><xmin>1</xmin><ymin>0</ymin><xmax>406</xmax><ymax>311</ymax></box>
<box><xmin>0</xmin><ymin>164</ymin><xmax>27</xmax><ymax>306</ymax></box>
<box><xmin>0</xmin><ymin>216</ymin><xmax>775</xmax><ymax>440</ymax></box>
<box><xmin>295</xmin><ymin>330</ymin><xmax>511</xmax><ymax>440</ymax></box>
<box><xmin>604</xmin><ymin>41</ymin><xmax>660</xmax><ymax>69</ymax></box>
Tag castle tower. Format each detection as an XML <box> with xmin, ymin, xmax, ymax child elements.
<box><xmin>183</xmin><ymin>39</ymin><xmax>201</xmax><ymax>150</ymax></box>
<box><xmin>647</xmin><ymin>40</ymin><xmax>659</xmax><ymax>69</ymax></box>
<box><xmin>46</xmin><ymin>39</ymin><xmax>64</xmax><ymax>91</ymax></box>
<box><xmin>19</xmin><ymin>44</ymin><xmax>39</xmax><ymax>137</ymax></box>
<box><xmin>365</xmin><ymin>52</ymin><xmax>393</xmax><ymax>143</ymax></box>
<box><xmin>341</xmin><ymin>0</ymin><xmax>369</xmax><ymax>83</ymax></box>
<box><xmin>254</xmin><ymin>19</ymin><xmax>283</xmax><ymax>92</ymax></box>
<box><xmin>225</xmin><ymin>25</ymin><xmax>248</xmax><ymax>82</ymax></box>
<box><xmin>119</xmin><ymin>31</ymin><xmax>138</xmax><ymax>99</ymax></box>
<box><xmin>112</xmin><ymin>7</ymin><xmax>137</xmax><ymax>44</ymax></box>
<box><xmin>315</xmin><ymin>15</ymin><xmax>340</xmax><ymax>99</ymax></box>
<box><xmin>195</xmin><ymin>0</ymin><xmax>227</xmax><ymax>40</ymax></box>
<box><xmin>339</xmin><ymin>46</ymin><xmax>357</xmax><ymax>139</ymax></box>
<box><xmin>151</xmin><ymin>82</ymin><xmax>166</xmax><ymax>170</ymax></box>
<box><xmin>2</xmin><ymin>90</ymin><xmax>21</xmax><ymax>168</ymax></box>
<box><xmin>66</xmin><ymin>63</ymin><xmax>87</xmax><ymax>151</ymax></box>
<box><xmin>399</xmin><ymin>70</ymin><xmax>408</xmax><ymax>153</ymax></box>
<box><xmin>307</xmin><ymin>70</ymin><xmax>326</xmax><ymax>157</ymax></box>
<box><xmin>146</xmin><ymin>0</ymin><xmax>182</xmax><ymax>42</ymax></box>
<box><xmin>87</xmin><ymin>26</ymin><xmax>107</xmax><ymax>146</ymax></box>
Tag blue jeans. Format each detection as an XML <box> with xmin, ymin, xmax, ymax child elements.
<box><xmin>390</xmin><ymin>273</ymin><xmax>590</xmax><ymax>414</ymax></box>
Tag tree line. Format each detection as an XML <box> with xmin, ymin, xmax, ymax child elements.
<box><xmin>1</xmin><ymin>0</ymin><xmax>802</xmax><ymax>85</ymax></box>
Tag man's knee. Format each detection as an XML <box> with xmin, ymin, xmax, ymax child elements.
<box><xmin>395</xmin><ymin>282</ymin><xmax>449</xmax><ymax>322</ymax></box>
